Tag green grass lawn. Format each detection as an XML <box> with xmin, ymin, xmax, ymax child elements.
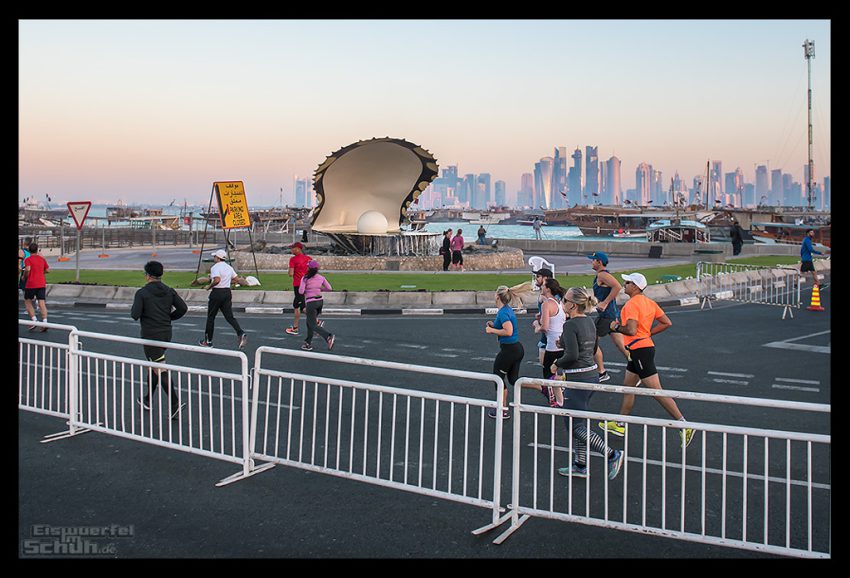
<box><xmin>44</xmin><ymin>255</ymin><xmax>801</xmax><ymax>292</ymax></box>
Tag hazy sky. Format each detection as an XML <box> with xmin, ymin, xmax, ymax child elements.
<box><xmin>19</xmin><ymin>19</ymin><xmax>831</xmax><ymax>206</ymax></box>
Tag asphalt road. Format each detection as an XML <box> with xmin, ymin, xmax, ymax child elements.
<box><xmin>18</xmin><ymin>291</ymin><xmax>831</xmax><ymax>558</ymax></box>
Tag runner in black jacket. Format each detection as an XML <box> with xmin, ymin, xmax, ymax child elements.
<box><xmin>130</xmin><ymin>261</ymin><xmax>188</xmax><ymax>419</ymax></box>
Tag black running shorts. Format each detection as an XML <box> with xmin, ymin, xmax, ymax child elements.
<box><xmin>626</xmin><ymin>346</ymin><xmax>658</xmax><ymax>379</ymax></box>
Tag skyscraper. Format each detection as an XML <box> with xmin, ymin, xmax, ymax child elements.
<box><xmin>710</xmin><ymin>161</ymin><xmax>723</xmax><ymax>206</ymax></box>
<box><xmin>770</xmin><ymin>169</ymin><xmax>783</xmax><ymax>206</ymax></box>
<box><xmin>635</xmin><ymin>162</ymin><xmax>651</xmax><ymax>206</ymax></box>
<box><xmin>551</xmin><ymin>147</ymin><xmax>568</xmax><ymax>209</ymax></box>
<box><xmin>605</xmin><ymin>156</ymin><xmax>621</xmax><ymax>205</ymax></box>
<box><xmin>295</xmin><ymin>178</ymin><xmax>310</xmax><ymax>208</ymax></box>
<box><xmin>462</xmin><ymin>174</ymin><xmax>476</xmax><ymax>207</ymax></box>
<box><xmin>519</xmin><ymin>173</ymin><xmax>534</xmax><ymax>208</ymax></box>
<box><xmin>534</xmin><ymin>157</ymin><xmax>554</xmax><ymax>209</ymax></box>
<box><xmin>652</xmin><ymin>169</ymin><xmax>664</xmax><ymax>205</ymax></box>
<box><xmin>585</xmin><ymin>146</ymin><xmax>599</xmax><ymax>202</ymax></box>
<box><xmin>477</xmin><ymin>173</ymin><xmax>491</xmax><ymax>209</ymax></box>
<box><xmin>494</xmin><ymin>180</ymin><xmax>506</xmax><ymax>207</ymax></box>
<box><xmin>569</xmin><ymin>147</ymin><xmax>583</xmax><ymax>206</ymax></box>
<box><xmin>755</xmin><ymin>165</ymin><xmax>769</xmax><ymax>205</ymax></box>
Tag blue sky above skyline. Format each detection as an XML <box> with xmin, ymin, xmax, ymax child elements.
<box><xmin>19</xmin><ymin>19</ymin><xmax>831</xmax><ymax>206</ymax></box>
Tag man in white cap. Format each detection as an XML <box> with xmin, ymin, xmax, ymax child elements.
<box><xmin>598</xmin><ymin>272</ymin><xmax>694</xmax><ymax>448</ymax></box>
<box><xmin>199</xmin><ymin>249</ymin><xmax>247</xmax><ymax>349</ymax></box>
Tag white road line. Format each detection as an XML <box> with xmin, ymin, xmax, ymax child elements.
<box><xmin>605</xmin><ymin>361</ymin><xmax>688</xmax><ymax>373</ymax></box>
<box><xmin>772</xmin><ymin>384</ymin><xmax>820</xmax><ymax>393</ymax></box>
<box><xmin>711</xmin><ymin>378</ymin><xmax>749</xmax><ymax>386</ymax></box>
<box><xmin>529</xmin><ymin>442</ymin><xmax>829</xmax><ymax>490</ymax></box>
<box><xmin>781</xmin><ymin>330</ymin><xmax>831</xmax><ymax>343</ymax></box>
<box><xmin>707</xmin><ymin>371</ymin><xmax>755</xmax><ymax>378</ymax></box>
<box><xmin>775</xmin><ymin>377</ymin><xmax>821</xmax><ymax>385</ymax></box>
<box><xmin>764</xmin><ymin>342</ymin><xmax>830</xmax><ymax>354</ymax></box>
<box><xmin>433</xmin><ymin>353</ymin><xmax>458</xmax><ymax>358</ymax></box>
<box><xmin>398</xmin><ymin>344</ymin><xmax>428</xmax><ymax>350</ymax></box>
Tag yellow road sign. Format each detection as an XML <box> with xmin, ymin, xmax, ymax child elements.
<box><xmin>214</xmin><ymin>181</ymin><xmax>252</xmax><ymax>230</ymax></box>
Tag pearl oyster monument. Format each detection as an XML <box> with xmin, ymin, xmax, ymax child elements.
<box><xmin>310</xmin><ymin>137</ymin><xmax>440</xmax><ymax>255</ymax></box>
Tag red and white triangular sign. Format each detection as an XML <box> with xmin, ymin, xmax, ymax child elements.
<box><xmin>67</xmin><ymin>201</ymin><xmax>92</xmax><ymax>230</ymax></box>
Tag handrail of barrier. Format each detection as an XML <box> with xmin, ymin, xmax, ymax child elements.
<box><xmin>512</xmin><ymin>376</ymin><xmax>831</xmax><ymax>414</ymax></box>
<box><xmin>482</xmin><ymin>376</ymin><xmax>831</xmax><ymax>558</ymax></box>
<box><xmin>251</xmin><ymin>346</ymin><xmax>506</xmax><ymax>527</ymax></box>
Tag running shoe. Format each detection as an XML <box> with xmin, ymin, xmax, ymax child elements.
<box><xmin>541</xmin><ymin>385</ymin><xmax>560</xmax><ymax>408</ymax></box>
<box><xmin>607</xmin><ymin>449</ymin><xmax>624</xmax><ymax>480</ymax></box>
<box><xmin>557</xmin><ymin>463</ymin><xmax>588</xmax><ymax>478</ymax></box>
<box><xmin>598</xmin><ymin>420</ymin><xmax>626</xmax><ymax>437</ymax></box>
<box><xmin>170</xmin><ymin>402</ymin><xmax>186</xmax><ymax>420</ymax></box>
<box><xmin>38</xmin><ymin>326</ymin><xmax>48</xmax><ymax>332</ymax></box>
<box><xmin>285</xmin><ymin>326</ymin><xmax>299</xmax><ymax>336</ymax></box>
<box><xmin>680</xmin><ymin>427</ymin><xmax>695</xmax><ymax>449</ymax></box>
<box><xmin>238</xmin><ymin>334</ymin><xmax>248</xmax><ymax>350</ymax></box>
<box><xmin>325</xmin><ymin>334</ymin><xmax>335</xmax><ymax>350</ymax></box>
<box><xmin>301</xmin><ymin>342</ymin><xmax>314</xmax><ymax>351</ymax></box>
<box><xmin>198</xmin><ymin>339</ymin><xmax>213</xmax><ymax>347</ymax></box>
<box><xmin>28</xmin><ymin>324</ymin><xmax>38</xmax><ymax>331</ymax></box>
<box><xmin>598</xmin><ymin>371</ymin><xmax>611</xmax><ymax>383</ymax></box>
<box><xmin>487</xmin><ymin>407</ymin><xmax>511</xmax><ymax>419</ymax></box>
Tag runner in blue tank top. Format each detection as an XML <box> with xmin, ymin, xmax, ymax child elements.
<box><xmin>587</xmin><ymin>252</ymin><xmax>630</xmax><ymax>382</ymax></box>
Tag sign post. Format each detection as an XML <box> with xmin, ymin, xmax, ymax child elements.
<box><xmin>67</xmin><ymin>201</ymin><xmax>92</xmax><ymax>282</ymax></box>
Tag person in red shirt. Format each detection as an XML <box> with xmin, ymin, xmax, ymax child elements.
<box><xmin>285</xmin><ymin>242</ymin><xmax>312</xmax><ymax>336</ymax></box>
<box><xmin>22</xmin><ymin>242</ymin><xmax>49</xmax><ymax>331</ymax></box>
<box><xmin>598</xmin><ymin>272</ymin><xmax>694</xmax><ymax>449</ymax></box>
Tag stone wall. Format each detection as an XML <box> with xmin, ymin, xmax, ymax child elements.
<box><xmin>235</xmin><ymin>246</ymin><xmax>526</xmax><ymax>272</ymax></box>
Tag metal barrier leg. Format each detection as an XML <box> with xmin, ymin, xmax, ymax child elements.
<box><xmin>216</xmin><ymin>459</ymin><xmax>276</xmax><ymax>487</ymax></box>
<box><xmin>492</xmin><ymin>514</ymin><xmax>531</xmax><ymax>545</ymax></box>
<box><xmin>40</xmin><ymin>424</ymin><xmax>94</xmax><ymax>443</ymax></box>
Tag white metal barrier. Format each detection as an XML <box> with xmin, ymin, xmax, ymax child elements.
<box><xmin>479</xmin><ymin>377</ymin><xmax>830</xmax><ymax>558</ymax></box>
<box><xmin>696</xmin><ymin>261</ymin><xmax>801</xmax><ymax>319</ymax></box>
<box><xmin>247</xmin><ymin>347</ymin><xmax>507</xmax><ymax>527</ymax></box>
<box><xmin>27</xmin><ymin>326</ymin><xmax>259</xmax><ymax>486</ymax></box>
<box><xmin>18</xmin><ymin>320</ymin><xmax>77</xmax><ymax>422</ymax></box>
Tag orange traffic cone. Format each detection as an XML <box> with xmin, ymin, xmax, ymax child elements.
<box><xmin>807</xmin><ymin>284</ymin><xmax>825</xmax><ymax>311</ymax></box>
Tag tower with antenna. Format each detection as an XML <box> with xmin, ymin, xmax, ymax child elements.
<box><xmin>803</xmin><ymin>39</ymin><xmax>815</xmax><ymax>210</ymax></box>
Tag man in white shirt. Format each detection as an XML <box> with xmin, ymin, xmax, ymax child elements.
<box><xmin>199</xmin><ymin>249</ymin><xmax>247</xmax><ymax>349</ymax></box>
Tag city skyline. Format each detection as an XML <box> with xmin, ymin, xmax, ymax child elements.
<box><xmin>20</xmin><ymin>19</ymin><xmax>831</xmax><ymax>206</ymax></box>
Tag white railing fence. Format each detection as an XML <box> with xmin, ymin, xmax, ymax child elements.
<box><xmin>478</xmin><ymin>377</ymin><xmax>831</xmax><ymax>559</ymax></box>
<box><xmin>249</xmin><ymin>347</ymin><xmax>507</xmax><ymax>527</ymax></box>
<box><xmin>696</xmin><ymin>261</ymin><xmax>801</xmax><ymax>319</ymax></box>
<box><xmin>18</xmin><ymin>321</ymin><xmax>78</xmax><ymax>422</ymax></box>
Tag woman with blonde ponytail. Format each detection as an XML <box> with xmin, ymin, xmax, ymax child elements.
<box><xmin>550</xmin><ymin>287</ymin><xmax>624</xmax><ymax>480</ymax></box>
<box><xmin>484</xmin><ymin>285</ymin><xmax>526</xmax><ymax>419</ymax></box>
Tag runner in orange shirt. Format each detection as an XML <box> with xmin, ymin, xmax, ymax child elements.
<box><xmin>597</xmin><ymin>272</ymin><xmax>694</xmax><ymax>448</ymax></box>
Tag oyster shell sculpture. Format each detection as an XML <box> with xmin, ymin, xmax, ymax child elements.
<box><xmin>311</xmin><ymin>137</ymin><xmax>439</xmax><ymax>234</ymax></box>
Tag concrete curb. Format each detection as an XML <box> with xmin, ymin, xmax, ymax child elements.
<box><xmin>27</xmin><ymin>263</ymin><xmax>829</xmax><ymax>316</ymax></box>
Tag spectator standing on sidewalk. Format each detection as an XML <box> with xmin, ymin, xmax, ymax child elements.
<box><xmin>199</xmin><ymin>249</ymin><xmax>248</xmax><ymax>349</ymax></box>
<box><xmin>450</xmin><ymin>228</ymin><xmax>465</xmax><ymax>271</ymax></box>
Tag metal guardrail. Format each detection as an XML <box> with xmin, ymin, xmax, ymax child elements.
<box><xmin>249</xmin><ymin>347</ymin><xmax>507</xmax><ymax>527</ymax></box>
<box><xmin>696</xmin><ymin>261</ymin><xmax>802</xmax><ymax>319</ymax></box>
<box><xmin>18</xmin><ymin>321</ymin><xmax>78</xmax><ymax>421</ymax></box>
<box><xmin>476</xmin><ymin>377</ymin><xmax>830</xmax><ymax>558</ymax></box>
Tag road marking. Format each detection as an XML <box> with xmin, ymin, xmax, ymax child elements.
<box><xmin>433</xmin><ymin>353</ymin><xmax>458</xmax><ymax>358</ymax></box>
<box><xmin>775</xmin><ymin>377</ymin><xmax>820</xmax><ymax>385</ymax></box>
<box><xmin>711</xmin><ymin>379</ymin><xmax>749</xmax><ymax>386</ymax></box>
<box><xmin>764</xmin><ymin>342</ymin><xmax>830</xmax><ymax>354</ymax></box>
<box><xmin>605</xmin><ymin>361</ymin><xmax>688</xmax><ymax>373</ymax></box>
<box><xmin>781</xmin><ymin>330</ymin><xmax>831</xmax><ymax>343</ymax></box>
<box><xmin>398</xmin><ymin>344</ymin><xmax>428</xmax><ymax>349</ymax></box>
<box><xmin>707</xmin><ymin>371</ymin><xmax>754</xmax><ymax>378</ymax></box>
<box><xmin>772</xmin><ymin>384</ymin><xmax>820</xmax><ymax>393</ymax></box>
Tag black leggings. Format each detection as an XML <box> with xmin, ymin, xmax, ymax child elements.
<box><xmin>442</xmin><ymin>251</ymin><xmax>451</xmax><ymax>271</ymax></box>
<box><xmin>542</xmin><ymin>349</ymin><xmax>564</xmax><ymax>379</ymax></box>
<box><xmin>205</xmin><ymin>288</ymin><xmax>244</xmax><ymax>342</ymax></box>
<box><xmin>493</xmin><ymin>342</ymin><xmax>524</xmax><ymax>387</ymax></box>
<box><xmin>561</xmin><ymin>371</ymin><xmax>613</xmax><ymax>466</ymax></box>
<box><xmin>305</xmin><ymin>299</ymin><xmax>330</xmax><ymax>344</ymax></box>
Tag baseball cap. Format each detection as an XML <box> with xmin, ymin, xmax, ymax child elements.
<box><xmin>533</xmin><ymin>267</ymin><xmax>553</xmax><ymax>278</ymax></box>
<box><xmin>587</xmin><ymin>251</ymin><xmax>609</xmax><ymax>265</ymax></box>
<box><xmin>289</xmin><ymin>242</ymin><xmax>304</xmax><ymax>250</ymax></box>
<box><xmin>306</xmin><ymin>259</ymin><xmax>320</xmax><ymax>270</ymax></box>
<box><xmin>211</xmin><ymin>249</ymin><xmax>228</xmax><ymax>260</ymax></box>
<box><xmin>621</xmin><ymin>272</ymin><xmax>648</xmax><ymax>291</ymax></box>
